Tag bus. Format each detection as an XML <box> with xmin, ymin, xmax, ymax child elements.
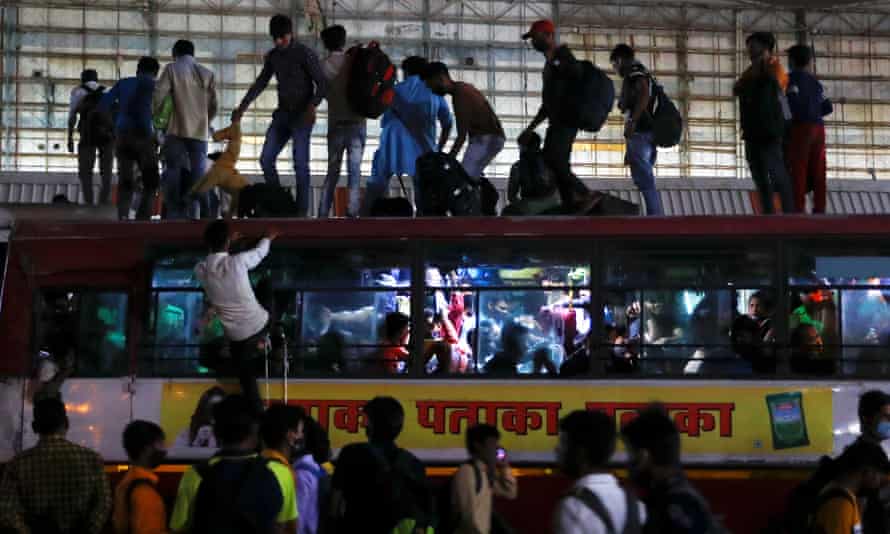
<box><xmin>2</xmin><ymin>215</ymin><xmax>889</xmax><ymax>533</ymax></box>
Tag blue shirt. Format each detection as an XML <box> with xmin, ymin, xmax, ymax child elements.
<box><xmin>370</xmin><ymin>76</ymin><xmax>453</xmax><ymax>183</ymax></box>
<box><xmin>99</xmin><ymin>74</ymin><xmax>155</xmax><ymax>135</ymax></box>
<box><xmin>787</xmin><ymin>70</ymin><xmax>833</xmax><ymax>125</ymax></box>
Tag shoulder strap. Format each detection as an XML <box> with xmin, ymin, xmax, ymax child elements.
<box><xmin>125</xmin><ymin>478</ymin><xmax>158</xmax><ymax>534</ymax></box>
<box><xmin>567</xmin><ymin>486</ymin><xmax>616</xmax><ymax>534</ymax></box>
<box><xmin>468</xmin><ymin>461</ymin><xmax>482</xmax><ymax>495</ymax></box>
<box><xmin>622</xmin><ymin>488</ymin><xmax>641</xmax><ymax>534</ymax></box>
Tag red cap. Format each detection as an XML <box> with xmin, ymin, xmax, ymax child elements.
<box><xmin>522</xmin><ymin>19</ymin><xmax>555</xmax><ymax>40</ymax></box>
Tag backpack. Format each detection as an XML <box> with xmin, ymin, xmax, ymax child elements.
<box><xmin>123</xmin><ymin>478</ymin><xmax>159</xmax><ymax>534</ymax></box>
<box><xmin>650</xmin><ymin>83</ymin><xmax>683</xmax><ymax>148</ymax></box>
<box><xmin>514</xmin><ymin>153</ymin><xmax>557</xmax><ymax>200</ymax></box>
<box><xmin>435</xmin><ymin>461</ymin><xmax>482</xmax><ymax>534</ymax></box>
<box><xmin>370</xmin><ymin>175</ymin><xmax>414</xmax><ymax>217</ymax></box>
<box><xmin>546</xmin><ymin>59</ymin><xmax>615</xmax><ymax>133</ymax></box>
<box><xmin>368</xmin><ymin>445</ymin><xmax>431</xmax><ymax>533</ymax></box>
<box><xmin>191</xmin><ymin>456</ymin><xmax>277</xmax><ymax>534</ymax></box>
<box><xmin>775</xmin><ymin>455</ymin><xmax>839</xmax><ymax>534</ymax></box>
<box><xmin>566</xmin><ymin>486</ymin><xmax>641</xmax><ymax>534</ymax></box>
<box><xmin>237</xmin><ymin>183</ymin><xmax>301</xmax><ymax>218</ymax></box>
<box><xmin>416</xmin><ymin>152</ymin><xmax>481</xmax><ymax>216</ymax></box>
<box><xmin>77</xmin><ymin>86</ymin><xmax>114</xmax><ymax>146</ymax></box>
<box><xmin>346</xmin><ymin>42</ymin><xmax>397</xmax><ymax>119</ymax></box>
<box><xmin>805</xmin><ymin>487</ymin><xmax>858</xmax><ymax>534</ymax></box>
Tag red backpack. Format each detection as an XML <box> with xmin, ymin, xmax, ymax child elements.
<box><xmin>346</xmin><ymin>42</ymin><xmax>396</xmax><ymax>119</ymax></box>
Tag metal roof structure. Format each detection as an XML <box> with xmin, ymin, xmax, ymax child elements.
<box><xmin>2</xmin><ymin>0</ymin><xmax>890</xmax><ymax>183</ymax></box>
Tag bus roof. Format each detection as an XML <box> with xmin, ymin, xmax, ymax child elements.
<box><xmin>8</xmin><ymin>214</ymin><xmax>890</xmax><ymax>243</ymax></box>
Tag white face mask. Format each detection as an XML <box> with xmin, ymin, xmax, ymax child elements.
<box><xmin>83</xmin><ymin>81</ymin><xmax>100</xmax><ymax>91</ymax></box>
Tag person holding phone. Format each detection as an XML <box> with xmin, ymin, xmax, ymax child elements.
<box><xmin>451</xmin><ymin>424</ymin><xmax>517</xmax><ymax>534</ymax></box>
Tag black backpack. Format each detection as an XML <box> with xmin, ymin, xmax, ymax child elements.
<box><xmin>237</xmin><ymin>183</ymin><xmax>301</xmax><ymax>218</ymax></box>
<box><xmin>546</xmin><ymin>59</ymin><xmax>615</xmax><ymax>133</ymax></box>
<box><xmin>370</xmin><ymin>175</ymin><xmax>414</xmax><ymax>217</ymax></box>
<box><xmin>773</xmin><ymin>455</ymin><xmax>839</xmax><ymax>534</ymax></box>
<box><xmin>346</xmin><ymin>42</ymin><xmax>397</xmax><ymax>119</ymax></box>
<box><xmin>650</xmin><ymin>83</ymin><xmax>683</xmax><ymax>148</ymax></box>
<box><xmin>435</xmin><ymin>462</ymin><xmax>514</xmax><ymax>534</ymax></box>
<box><xmin>191</xmin><ymin>456</ymin><xmax>277</xmax><ymax>534</ymax></box>
<box><xmin>514</xmin><ymin>153</ymin><xmax>557</xmax><ymax>200</ymax></box>
<box><xmin>416</xmin><ymin>152</ymin><xmax>481</xmax><ymax>216</ymax></box>
<box><xmin>367</xmin><ymin>445</ymin><xmax>431</xmax><ymax>532</ymax></box>
<box><xmin>77</xmin><ymin>86</ymin><xmax>114</xmax><ymax>146</ymax></box>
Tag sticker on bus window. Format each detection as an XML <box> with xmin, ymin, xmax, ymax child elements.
<box><xmin>766</xmin><ymin>392</ymin><xmax>810</xmax><ymax>450</ymax></box>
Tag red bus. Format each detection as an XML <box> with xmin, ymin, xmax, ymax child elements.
<box><xmin>3</xmin><ymin>214</ymin><xmax>890</xmax><ymax>533</ymax></box>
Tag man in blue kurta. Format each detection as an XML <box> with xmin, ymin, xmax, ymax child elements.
<box><xmin>362</xmin><ymin>56</ymin><xmax>453</xmax><ymax>216</ymax></box>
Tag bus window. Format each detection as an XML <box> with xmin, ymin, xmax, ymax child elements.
<box><xmin>841</xmin><ymin>289</ymin><xmax>890</xmax><ymax>376</ymax></box>
<box><xmin>34</xmin><ymin>290</ymin><xmax>128</xmax><ymax>380</ymax></box>
<box><xmin>788</xmin><ymin>289</ymin><xmax>839</xmax><ymax>376</ymax></box>
<box><xmin>789</xmin><ymin>252</ymin><xmax>890</xmax><ymax>286</ymax></box>
<box><xmin>299</xmin><ymin>290</ymin><xmax>411</xmax><ymax>375</ymax></box>
<box><xmin>147</xmin><ymin>291</ymin><xmax>208</xmax><ymax>376</ymax></box>
<box><xmin>605</xmin><ymin>290</ymin><xmax>748</xmax><ymax>377</ymax></box>
<box><xmin>426</xmin><ymin>244</ymin><xmax>590</xmax><ymax>377</ymax></box>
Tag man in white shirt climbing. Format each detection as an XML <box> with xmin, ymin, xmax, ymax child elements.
<box><xmin>195</xmin><ymin>220</ymin><xmax>278</xmax><ymax>414</ymax></box>
<box><xmin>553</xmin><ymin>410</ymin><xmax>647</xmax><ymax>534</ymax></box>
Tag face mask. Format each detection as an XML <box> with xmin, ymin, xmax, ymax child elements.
<box><xmin>149</xmin><ymin>449</ymin><xmax>168</xmax><ymax>469</ymax></box>
<box><xmin>877</xmin><ymin>421</ymin><xmax>890</xmax><ymax>441</ymax></box>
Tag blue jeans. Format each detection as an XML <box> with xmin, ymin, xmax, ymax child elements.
<box><xmin>260</xmin><ymin>110</ymin><xmax>313</xmax><ymax>217</ymax></box>
<box><xmin>319</xmin><ymin>123</ymin><xmax>366</xmax><ymax>217</ymax></box>
<box><xmin>163</xmin><ymin>135</ymin><xmax>208</xmax><ymax>219</ymax></box>
<box><xmin>626</xmin><ymin>130</ymin><xmax>663</xmax><ymax>216</ymax></box>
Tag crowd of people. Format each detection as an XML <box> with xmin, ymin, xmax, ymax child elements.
<box><xmin>64</xmin><ymin>15</ymin><xmax>833</xmax><ymax>220</ymax></box>
<box><xmin>3</xmin><ymin>390</ymin><xmax>890</xmax><ymax>534</ymax></box>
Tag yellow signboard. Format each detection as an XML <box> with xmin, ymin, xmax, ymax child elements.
<box><xmin>161</xmin><ymin>380</ymin><xmax>832</xmax><ymax>460</ymax></box>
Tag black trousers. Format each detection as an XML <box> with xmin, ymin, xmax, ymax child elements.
<box><xmin>115</xmin><ymin>132</ymin><xmax>160</xmax><ymax>220</ymax></box>
<box><xmin>229</xmin><ymin>325</ymin><xmax>268</xmax><ymax>416</ymax></box>
<box><xmin>543</xmin><ymin>124</ymin><xmax>590</xmax><ymax>207</ymax></box>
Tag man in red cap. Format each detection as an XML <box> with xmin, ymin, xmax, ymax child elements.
<box><xmin>519</xmin><ymin>20</ymin><xmax>599</xmax><ymax>214</ymax></box>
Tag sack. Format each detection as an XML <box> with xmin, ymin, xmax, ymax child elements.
<box><xmin>435</xmin><ymin>461</ymin><xmax>482</xmax><ymax>534</ymax></box>
<box><xmin>650</xmin><ymin>84</ymin><xmax>683</xmax><ymax>148</ymax></box>
<box><xmin>588</xmin><ymin>192</ymin><xmax>640</xmax><ymax>216</ymax></box>
<box><xmin>191</xmin><ymin>457</ymin><xmax>276</xmax><ymax>534</ymax></box>
<box><xmin>78</xmin><ymin>86</ymin><xmax>114</xmax><ymax>146</ymax></box>
<box><xmin>346</xmin><ymin>42</ymin><xmax>397</xmax><ymax>119</ymax></box>
<box><xmin>567</xmin><ymin>486</ymin><xmax>641</xmax><ymax>534</ymax></box>
<box><xmin>237</xmin><ymin>183</ymin><xmax>300</xmax><ymax>218</ymax></box>
<box><xmin>546</xmin><ymin>60</ymin><xmax>615</xmax><ymax>133</ymax></box>
<box><xmin>416</xmin><ymin>152</ymin><xmax>480</xmax><ymax>216</ymax></box>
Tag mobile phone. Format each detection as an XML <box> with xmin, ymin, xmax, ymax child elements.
<box><xmin>496</xmin><ymin>447</ymin><xmax>507</xmax><ymax>462</ymax></box>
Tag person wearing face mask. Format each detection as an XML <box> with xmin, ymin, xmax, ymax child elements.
<box><xmin>518</xmin><ymin>20</ymin><xmax>599</xmax><ymax>215</ymax></box>
<box><xmin>620</xmin><ymin>405</ymin><xmax>720</xmax><ymax>534</ymax></box>
<box><xmin>260</xmin><ymin>405</ymin><xmax>307</xmax><ymax>511</ymax></box>
<box><xmin>854</xmin><ymin>390</ymin><xmax>890</xmax><ymax>534</ymax></box>
<box><xmin>113</xmin><ymin>421</ymin><xmax>169</xmax><ymax>534</ymax></box>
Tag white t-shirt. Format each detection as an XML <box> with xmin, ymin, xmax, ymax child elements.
<box><xmin>194</xmin><ymin>238</ymin><xmax>270</xmax><ymax>341</ymax></box>
<box><xmin>553</xmin><ymin>473</ymin><xmax>647</xmax><ymax>534</ymax></box>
